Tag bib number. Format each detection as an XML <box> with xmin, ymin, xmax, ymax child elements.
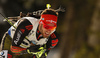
<box><xmin>0</xmin><ymin>50</ymin><xmax>8</xmax><ymax>58</ymax></box>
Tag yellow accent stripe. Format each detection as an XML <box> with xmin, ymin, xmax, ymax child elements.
<box><xmin>20</xmin><ymin>44</ymin><xmax>28</xmax><ymax>48</ymax></box>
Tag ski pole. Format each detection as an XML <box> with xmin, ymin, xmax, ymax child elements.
<box><xmin>0</xmin><ymin>13</ymin><xmax>31</xmax><ymax>42</ymax></box>
<box><xmin>0</xmin><ymin>13</ymin><xmax>17</xmax><ymax>29</ymax></box>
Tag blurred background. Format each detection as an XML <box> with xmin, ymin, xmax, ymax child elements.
<box><xmin>0</xmin><ymin>0</ymin><xmax>100</xmax><ymax>58</ymax></box>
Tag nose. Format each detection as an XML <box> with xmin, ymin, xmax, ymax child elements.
<box><xmin>47</xmin><ymin>29</ymin><xmax>52</xmax><ymax>32</ymax></box>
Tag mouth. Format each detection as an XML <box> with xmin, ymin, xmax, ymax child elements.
<box><xmin>44</xmin><ymin>32</ymin><xmax>50</xmax><ymax>36</ymax></box>
<box><xmin>42</xmin><ymin>32</ymin><xmax>50</xmax><ymax>38</ymax></box>
<box><xmin>45</xmin><ymin>32</ymin><xmax>49</xmax><ymax>35</ymax></box>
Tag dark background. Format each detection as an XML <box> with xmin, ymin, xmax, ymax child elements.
<box><xmin>0</xmin><ymin>0</ymin><xmax>100</xmax><ymax>58</ymax></box>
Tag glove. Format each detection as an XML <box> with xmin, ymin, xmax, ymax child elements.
<box><xmin>27</xmin><ymin>47</ymin><xmax>46</xmax><ymax>58</ymax></box>
<box><xmin>35</xmin><ymin>47</ymin><xmax>46</xmax><ymax>58</ymax></box>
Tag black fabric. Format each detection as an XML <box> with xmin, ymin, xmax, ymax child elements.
<box><xmin>12</xmin><ymin>19</ymin><xmax>32</xmax><ymax>46</ymax></box>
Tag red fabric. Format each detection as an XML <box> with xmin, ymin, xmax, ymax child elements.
<box><xmin>25</xmin><ymin>25</ymin><xmax>33</xmax><ymax>30</ymax></box>
<box><xmin>39</xmin><ymin>14</ymin><xmax>57</xmax><ymax>30</ymax></box>
<box><xmin>40</xmin><ymin>14</ymin><xmax>57</xmax><ymax>25</ymax></box>
<box><xmin>37</xmin><ymin>30</ymin><xmax>39</xmax><ymax>33</ymax></box>
<box><xmin>10</xmin><ymin>46</ymin><xmax>26</xmax><ymax>53</ymax></box>
<box><xmin>20</xmin><ymin>29</ymin><xmax>25</xmax><ymax>33</ymax></box>
<box><xmin>8</xmin><ymin>54</ymin><xmax>12</xmax><ymax>58</ymax></box>
<box><xmin>34</xmin><ymin>56</ymin><xmax>36</xmax><ymax>58</ymax></box>
<box><xmin>37</xmin><ymin>34</ymin><xmax>42</xmax><ymax>39</ymax></box>
<box><xmin>52</xmin><ymin>39</ymin><xmax>58</xmax><ymax>43</ymax></box>
<box><xmin>52</xmin><ymin>43</ymin><xmax>57</xmax><ymax>46</ymax></box>
<box><xmin>52</xmin><ymin>39</ymin><xmax>58</xmax><ymax>46</ymax></box>
<box><xmin>33</xmin><ymin>55</ymin><xmax>36</xmax><ymax>58</ymax></box>
<box><xmin>50</xmin><ymin>33</ymin><xmax>56</xmax><ymax>39</ymax></box>
<box><xmin>48</xmin><ymin>48</ymin><xmax>51</xmax><ymax>50</ymax></box>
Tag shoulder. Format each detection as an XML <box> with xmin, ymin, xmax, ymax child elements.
<box><xmin>22</xmin><ymin>17</ymin><xmax>40</xmax><ymax>25</ymax></box>
<box><xmin>17</xmin><ymin>17</ymin><xmax>39</xmax><ymax>25</ymax></box>
<box><xmin>22</xmin><ymin>17</ymin><xmax>39</xmax><ymax>22</ymax></box>
<box><xmin>50</xmin><ymin>31</ymin><xmax>58</xmax><ymax>39</ymax></box>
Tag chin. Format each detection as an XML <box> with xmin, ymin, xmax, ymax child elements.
<box><xmin>43</xmin><ymin>36</ymin><xmax>48</xmax><ymax>38</ymax></box>
<box><xmin>43</xmin><ymin>35</ymin><xmax>49</xmax><ymax>38</ymax></box>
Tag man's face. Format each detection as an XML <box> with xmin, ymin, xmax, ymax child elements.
<box><xmin>39</xmin><ymin>23</ymin><xmax>56</xmax><ymax>38</ymax></box>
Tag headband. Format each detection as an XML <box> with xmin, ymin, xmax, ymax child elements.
<box><xmin>40</xmin><ymin>14</ymin><xmax>58</xmax><ymax>25</ymax></box>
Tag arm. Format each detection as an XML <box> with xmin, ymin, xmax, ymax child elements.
<box><xmin>10</xmin><ymin>19</ymin><xmax>33</xmax><ymax>53</ymax></box>
<box><xmin>45</xmin><ymin>32</ymin><xmax>58</xmax><ymax>57</ymax></box>
<box><xmin>38</xmin><ymin>32</ymin><xmax>59</xmax><ymax>58</ymax></box>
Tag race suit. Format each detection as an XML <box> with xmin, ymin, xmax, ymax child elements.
<box><xmin>0</xmin><ymin>17</ymin><xmax>58</xmax><ymax>58</ymax></box>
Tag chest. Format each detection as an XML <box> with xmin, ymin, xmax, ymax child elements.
<box><xmin>27</xmin><ymin>30</ymin><xmax>48</xmax><ymax>45</ymax></box>
<box><xmin>19</xmin><ymin>30</ymin><xmax>48</xmax><ymax>48</ymax></box>
<box><xmin>19</xmin><ymin>19</ymin><xmax>49</xmax><ymax>48</ymax></box>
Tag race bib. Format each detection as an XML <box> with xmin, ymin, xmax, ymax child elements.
<box><xmin>0</xmin><ymin>50</ymin><xmax>8</xmax><ymax>58</ymax></box>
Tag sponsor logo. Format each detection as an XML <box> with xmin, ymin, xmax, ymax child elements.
<box><xmin>0</xmin><ymin>50</ymin><xmax>8</xmax><ymax>58</ymax></box>
<box><xmin>46</xmin><ymin>20</ymin><xmax>56</xmax><ymax>23</ymax></box>
<box><xmin>14</xmin><ymin>30</ymin><xmax>22</xmax><ymax>45</ymax></box>
<box><xmin>25</xmin><ymin>25</ymin><xmax>33</xmax><ymax>30</ymax></box>
<box><xmin>0</xmin><ymin>51</ymin><xmax>4</xmax><ymax>56</ymax></box>
<box><xmin>42</xmin><ymin>18</ymin><xmax>44</xmax><ymax>20</ymax></box>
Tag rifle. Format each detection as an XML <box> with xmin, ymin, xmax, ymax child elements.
<box><xmin>1</xmin><ymin>4</ymin><xmax>65</xmax><ymax>24</ymax></box>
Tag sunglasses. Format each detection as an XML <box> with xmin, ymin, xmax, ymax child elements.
<box><xmin>42</xmin><ymin>21</ymin><xmax>57</xmax><ymax>30</ymax></box>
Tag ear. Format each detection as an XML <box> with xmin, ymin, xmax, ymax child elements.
<box><xmin>38</xmin><ymin>23</ymin><xmax>43</xmax><ymax>32</ymax></box>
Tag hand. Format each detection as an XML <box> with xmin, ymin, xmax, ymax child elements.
<box><xmin>35</xmin><ymin>48</ymin><xmax>46</xmax><ymax>58</ymax></box>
